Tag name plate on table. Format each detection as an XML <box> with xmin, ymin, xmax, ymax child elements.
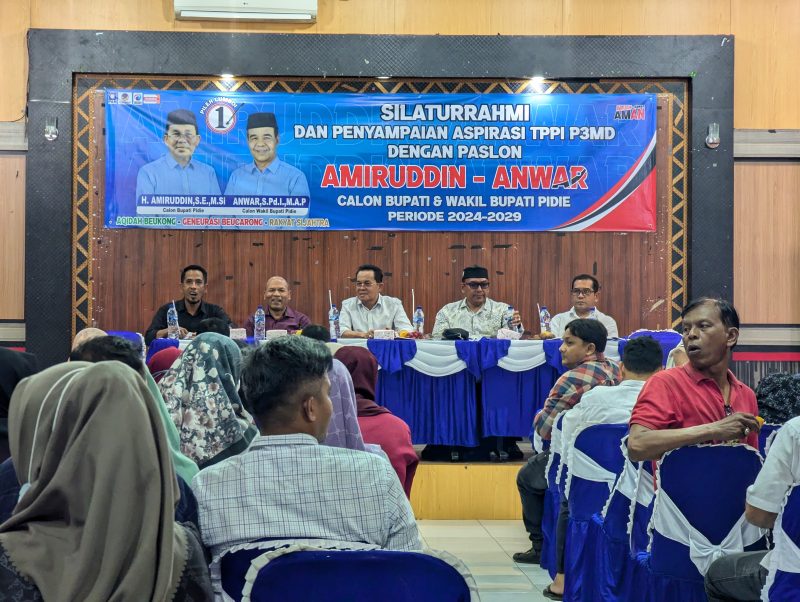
<box><xmin>266</xmin><ymin>329</ymin><xmax>289</xmax><ymax>339</ymax></box>
<box><xmin>373</xmin><ymin>329</ymin><xmax>396</xmax><ymax>340</ymax></box>
<box><xmin>229</xmin><ymin>328</ymin><xmax>247</xmax><ymax>340</ymax></box>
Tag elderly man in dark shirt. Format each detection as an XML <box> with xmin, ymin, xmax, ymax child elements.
<box><xmin>144</xmin><ymin>264</ymin><xmax>231</xmax><ymax>344</ymax></box>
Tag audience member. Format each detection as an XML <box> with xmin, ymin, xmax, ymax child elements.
<box><xmin>0</xmin><ymin>362</ymin><xmax>213</xmax><ymax>599</ymax></box>
<box><xmin>431</xmin><ymin>265</ymin><xmax>523</xmax><ymax>339</ymax></box>
<box><xmin>335</xmin><ymin>346</ymin><xmax>419</xmax><ymax>498</ymax></box>
<box><xmin>515</xmin><ymin>318</ymin><xmax>621</xmax><ymax>600</ymax></box>
<box><xmin>340</xmin><ymin>264</ymin><xmax>413</xmax><ymax>338</ymax></box>
<box><xmin>704</xmin><ymin>415</ymin><xmax>800</xmax><ymax>601</ymax></box>
<box><xmin>70</xmin><ymin>326</ymin><xmax>108</xmax><ymax>350</ymax></box>
<box><xmin>549</xmin><ymin>274</ymin><xmax>619</xmax><ymax>338</ymax></box>
<box><xmin>55</xmin><ymin>336</ymin><xmax>199</xmax><ymax>500</ymax></box>
<box><xmin>144</xmin><ymin>264</ymin><xmax>231</xmax><ymax>344</ymax></box>
<box><xmin>159</xmin><ymin>332</ymin><xmax>257</xmax><ymax>468</ymax></box>
<box><xmin>195</xmin><ymin>317</ymin><xmax>231</xmax><ymax>336</ymax></box>
<box><xmin>147</xmin><ymin>346</ymin><xmax>182</xmax><ymax>384</ymax></box>
<box><xmin>0</xmin><ymin>348</ymin><xmax>38</xmax><ymax>462</ymax></box>
<box><xmin>193</xmin><ymin>336</ymin><xmax>421</xmax><ymax>578</ymax></box>
<box><xmin>755</xmin><ymin>372</ymin><xmax>800</xmax><ymax>424</ymax></box>
<box><xmin>561</xmin><ymin>335</ymin><xmax>663</xmax><ymax>453</ymax></box>
<box><xmin>301</xmin><ymin>323</ymin><xmax>343</xmax><ymax>354</ymax></box>
<box><xmin>628</xmin><ymin>298</ymin><xmax>760</xmax><ymax>462</ymax></box>
<box><xmin>243</xmin><ymin>276</ymin><xmax>311</xmax><ymax>336</ymax></box>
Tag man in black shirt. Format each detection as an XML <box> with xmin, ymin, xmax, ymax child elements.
<box><xmin>144</xmin><ymin>264</ymin><xmax>232</xmax><ymax>344</ymax></box>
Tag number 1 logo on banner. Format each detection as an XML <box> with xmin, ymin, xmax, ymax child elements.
<box><xmin>204</xmin><ymin>100</ymin><xmax>239</xmax><ymax>134</ymax></box>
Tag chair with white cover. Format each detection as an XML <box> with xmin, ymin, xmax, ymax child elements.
<box><xmin>562</xmin><ymin>423</ymin><xmax>628</xmax><ymax>601</ymax></box>
<box><xmin>237</xmin><ymin>544</ymin><xmax>479</xmax><ymax>602</ymax></box>
<box><xmin>591</xmin><ymin>438</ymin><xmax>642</xmax><ymax>600</ymax></box>
<box><xmin>758</xmin><ymin>423</ymin><xmax>781</xmax><ymax>459</ymax></box>
<box><xmin>645</xmin><ymin>444</ymin><xmax>768</xmax><ymax>602</ymax></box>
<box><xmin>540</xmin><ymin>412</ymin><xmax>567</xmax><ymax>575</ymax></box>
<box><xmin>763</xmin><ymin>484</ymin><xmax>800</xmax><ymax>601</ymax></box>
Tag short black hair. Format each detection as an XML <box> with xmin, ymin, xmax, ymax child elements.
<box><xmin>622</xmin><ymin>336</ymin><xmax>663</xmax><ymax>374</ymax></box>
<box><xmin>195</xmin><ymin>318</ymin><xmax>230</xmax><ymax>336</ymax></box>
<box><xmin>181</xmin><ymin>264</ymin><xmax>207</xmax><ymax>283</ymax></box>
<box><xmin>241</xmin><ymin>336</ymin><xmax>333</xmax><ymax>425</ymax></box>
<box><xmin>301</xmin><ymin>324</ymin><xmax>331</xmax><ymax>343</ymax></box>
<box><xmin>69</xmin><ymin>336</ymin><xmax>144</xmax><ymax>374</ymax></box>
<box><xmin>571</xmin><ymin>274</ymin><xmax>600</xmax><ymax>292</ymax></box>
<box><xmin>355</xmin><ymin>264</ymin><xmax>384</xmax><ymax>283</ymax></box>
<box><xmin>681</xmin><ymin>297</ymin><xmax>740</xmax><ymax>330</ymax></box>
<box><xmin>564</xmin><ymin>318</ymin><xmax>608</xmax><ymax>353</ymax></box>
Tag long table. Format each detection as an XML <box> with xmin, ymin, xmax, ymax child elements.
<box><xmin>338</xmin><ymin>332</ymin><xmax>681</xmax><ymax>447</ymax></box>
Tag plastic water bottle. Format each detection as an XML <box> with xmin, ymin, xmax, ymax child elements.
<box><xmin>167</xmin><ymin>301</ymin><xmax>180</xmax><ymax>339</ymax></box>
<box><xmin>505</xmin><ymin>305</ymin><xmax>521</xmax><ymax>333</ymax></box>
<box><xmin>413</xmin><ymin>306</ymin><xmax>425</xmax><ymax>335</ymax></box>
<box><xmin>539</xmin><ymin>306</ymin><xmax>551</xmax><ymax>333</ymax></box>
<box><xmin>254</xmin><ymin>305</ymin><xmax>266</xmax><ymax>342</ymax></box>
<box><xmin>328</xmin><ymin>304</ymin><xmax>340</xmax><ymax>342</ymax></box>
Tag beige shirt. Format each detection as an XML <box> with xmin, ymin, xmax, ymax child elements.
<box><xmin>549</xmin><ymin>307</ymin><xmax>619</xmax><ymax>338</ymax></box>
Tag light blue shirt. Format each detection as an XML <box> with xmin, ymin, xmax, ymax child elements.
<box><xmin>135</xmin><ymin>154</ymin><xmax>221</xmax><ymax>199</ymax></box>
<box><xmin>225</xmin><ymin>157</ymin><xmax>310</xmax><ymax>196</ymax></box>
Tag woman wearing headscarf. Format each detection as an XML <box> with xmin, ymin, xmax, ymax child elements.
<box><xmin>334</xmin><ymin>346</ymin><xmax>419</xmax><ymax>498</ymax></box>
<box><xmin>159</xmin><ymin>333</ymin><xmax>257</xmax><ymax>468</ymax></box>
<box><xmin>0</xmin><ymin>361</ymin><xmax>213</xmax><ymax>600</ymax></box>
<box><xmin>0</xmin><ymin>348</ymin><xmax>38</xmax><ymax>463</ymax></box>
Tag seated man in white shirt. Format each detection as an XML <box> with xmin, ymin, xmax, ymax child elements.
<box><xmin>561</xmin><ymin>335</ymin><xmax>663</xmax><ymax>452</ymax></box>
<box><xmin>704</xmin><ymin>416</ymin><xmax>800</xmax><ymax>601</ymax></box>
<box><xmin>431</xmin><ymin>265</ymin><xmax>522</xmax><ymax>339</ymax></box>
<box><xmin>339</xmin><ymin>264</ymin><xmax>413</xmax><ymax>338</ymax></box>
<box><xmin>549</xmin><ymin>274</ymin><xmax>618</xmax><ymax>338</ymax></box>
<box><xmin>192</xmin><ymin>336</ymin><xmax>422</xmax><ymax>567</ymax></box>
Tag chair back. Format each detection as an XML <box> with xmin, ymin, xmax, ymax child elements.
<box><xmin>545</xmin><ymin>412</ymin><xmax>567</xmax><ymax>493</ymax></box>
<box><xmin>649</xmin><ymin>444</ymin><xmax>766</xmax><ymax>581</ymax></box>
<box><xmin>758</xmin><ymin>423</ymin><xmax>781</xmax><ymax>458</ymax></box>
<box><xmin>243</xmin><ymin>549</ymin><xmax>473</xmax><ymax>602</ymax></box>
<box><xmin>566</xmin><ymin>423</ymin><xmax>628</xmax><ymax>521</ymax></box>
<box><xmin>630</xmin><ymin>459</ymin><xmax>655</xmax><ymax>555</ymax></box>
<box><xmin>626</xmin><ymin>329</ymin><xmax>682</xmax><ymax>365</ymax></box>
<box><xmin>107</xmin><ymin>330</ymin><xmax>145</xmax><ymax>358</ymax></box>
<box><xmin>600</xmin><ymin>440</ymin><xmax>640</xmax><ymax>543</ymax></box>
<box><xmin>765</xmin><ymin>484</ymin><xmax>800</xmax><ymax>601</ymax></box>
<box><xmin>145</xmin><ymin>336</ymin><xmax>180</xmax><ymax>363</ymax></box>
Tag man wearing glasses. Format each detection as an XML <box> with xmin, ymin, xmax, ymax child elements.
<box><xmin>339</xmin><ymin>264</ymin><xmax>413</xmax><ymax>339</ymax></box>
<box><xmin>430</xmin><ymin>265</ymin><xmax>523</xmax><ymax>339</ymax></box>
<box><xmin>135</xmin><ymin>109</ymin><xmax>221</xmax><ymax>199</ymax></box>
<box><xmin>549</xmin><ymin>274</ymin><xmax>619</xmax><ymax>338</ymax></box>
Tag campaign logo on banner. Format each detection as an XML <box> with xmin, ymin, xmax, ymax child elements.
<box><xmin>104</xmin><ymin>89</ymin><xmax>657</xmax><ymax>232</ymax></box>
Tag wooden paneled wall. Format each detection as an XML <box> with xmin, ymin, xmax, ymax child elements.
<box><xmin>0</xmin><ymin>156</ymin><xmax>25</xmax><ymax>319</ymax></box>
<box><xmin>734</xmin><ymin>161</ymin><xmax>800</xmax><ymax>325</ymax></box>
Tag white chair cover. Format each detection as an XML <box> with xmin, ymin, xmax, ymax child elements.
<box><xmin>761</xmin><ymin>485</ymin><xmax>800</xmax><ymax>601</ymax></box>
<box><xmin>545</xmin><ymin>415</ymin><xmax>565</xmax><ymax>488</ymax></box>
<box><xmin>652</xmin><ymin>489</ymin><xmax>766</xmax><ymax>576</ymax></box>
<box><xmin>563</xmin><ymin>424</ymin><xmax>620</xmax><ymax>499</ymax></box>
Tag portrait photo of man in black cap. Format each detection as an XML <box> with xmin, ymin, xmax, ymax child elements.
<box><xmin>135</xmin><ymin>108</ymin><xmax>221</xmax><ymax>199</ymax></box>
<box><xmin>224</xmin><ymin>111</ymin><xmax>310</xmax><ymax>197</ymax></box>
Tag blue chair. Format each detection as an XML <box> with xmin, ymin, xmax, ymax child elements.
<box><xmin>239</xmin><ymin>549</ymin><xmax>473</xmax><ymax>602</ymax></box>
<box><xmin>563</xmin><ymin>423</ymin><xmax>628</xmax><ymax>601</ymax></box>
<box><xmin>540</xmin><ymin>413</ymin><xmax>566</xmax><ymax>576</ymax></box>
<box><xmin>145</xmin><ymin>336</ymin><xmax>180</xmax><ymax>363</ymax></box>
<box><xmin>758</xmin><ymin>423</ymin><xmax>781</xmax><ymax>458</ymax></box>
<box><xmin>765</xmin><ymin>484</ymin><xmax>800</xmax><ymax>601</ymax></box>
<box><xmin>626</xmin><ymin>329</ymin><xmax>682</xmax><ymax>366</ymax></box>
<box><xmin>645</xmin><ymin>445</ymin><xmax>768</xmax><ymax>602</ymax></box>
<box><xmin>592</xmin><ymin>442</ymin><xmax>641</xmax><ymax>600</ymax></box>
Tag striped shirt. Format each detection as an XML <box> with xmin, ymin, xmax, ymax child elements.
<box><xmin>534</xmin><ymin>354</ymin><xmax>622</xmax><ymax>439</ymax></box>
<box><xmin>192</xmin><ymin>433</ymin><xmax>421</xmax><ymax>558</ymax></box>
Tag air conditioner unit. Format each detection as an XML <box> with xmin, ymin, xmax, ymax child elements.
<box><xmin>174</xmin><ymin>0</ymin><xmax>317</xmax><ymax>23</ymax></box>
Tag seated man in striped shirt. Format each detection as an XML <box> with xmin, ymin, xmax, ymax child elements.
<box><xmin>514</xmin><ymin>319</ymin><xmax>621</xmax><ymax>599</ymax></box>
<box><xmin>192</xmin><ymin>336</ymin><xmax>421</xmax><ymax>590</ymax></box>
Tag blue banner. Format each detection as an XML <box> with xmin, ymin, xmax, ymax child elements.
<box><xmin>104</xmin><ymin>90</ymin><xmax>657</xmax><ymax>231</ymax></box>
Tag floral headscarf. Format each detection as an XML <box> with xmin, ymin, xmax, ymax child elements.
<box><xmin>159</xmin><ymin>333</ymin><xmax>253</xmax><ymax>467</ymax></box>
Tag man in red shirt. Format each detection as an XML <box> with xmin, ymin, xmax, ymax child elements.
<box><xmin>628</xmin><ymin>298</ymin><xmax>760</xmax><ymax>462</ymax></box>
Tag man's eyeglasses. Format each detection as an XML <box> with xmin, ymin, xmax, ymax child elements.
<box><xmin>571</xmin><ymin>288</ymin><xmax>596</xmax><ymax>297</ymax></box>
<box><xmin>465</xmin><ymin>281</ymin><xmax>490</xmax><ymax>290</ymax></box>
<box><xmin>167</xmin><ymin>131</ymin><xmax>197</xmax><ymax>142</ymax></box>
<box><xmin>355</xmin><ymin>281</ymin><xmax>377</xmax><ymax>288</ymax></box>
